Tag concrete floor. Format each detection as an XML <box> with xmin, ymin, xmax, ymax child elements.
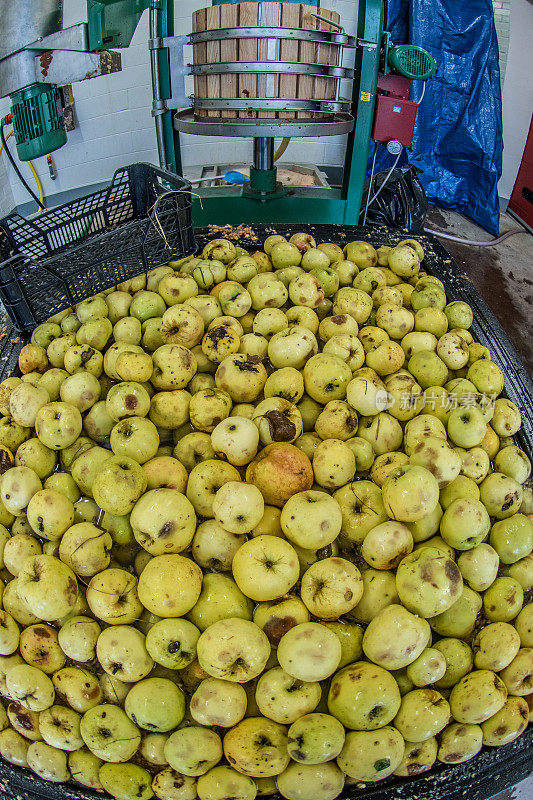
<box><xmin>497</xmin><ymin>778</ymin><xmax>533</xmax><ymax>800</ymax></box>
<box><xmin>426</xmin><ymin>207</ymin><xmax>533</xmax><ymax>374</ymax></box>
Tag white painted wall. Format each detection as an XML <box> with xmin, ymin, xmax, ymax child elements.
<box><xmin>0</xmin><ymin>156</ymin><xmax>15</xmax><ymax>217</ymax></box>
<box><xmin>498</xmin><ymin>0</ymin><xmax>533</xmax><ymax>201</ymax></box>
<box><xmin>0</xmin><ymin>0</ymin><xmax>359</xmax><ymax>208</ymax></box>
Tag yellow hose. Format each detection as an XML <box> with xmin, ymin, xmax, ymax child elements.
<box><xmin>274</xmin><ymin>137</ymin><xmax>291</xmax><ymax>162</ymax></box>
<box><xmin>0</xmin><ymin>129</ymin><xmax>45</xmax><ymax>209</ymax></box>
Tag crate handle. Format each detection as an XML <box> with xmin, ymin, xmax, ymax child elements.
<box><xmin>107</xmin><ymin>163</ymin><xmax>192</xmax><ymax>220</ymax></box>
<box><xmin>146</xmin><ymin>163</ymin><xmax>194</xmax><ymax>190</ymax></box>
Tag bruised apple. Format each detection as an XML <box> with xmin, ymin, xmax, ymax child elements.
<box><xmin>246</xmin><ymin>443</ymin><xmax>313</xmax><ymax>507</ymax></box>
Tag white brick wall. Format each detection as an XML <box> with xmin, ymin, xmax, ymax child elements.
<box><xmin>0</xmin><ymin>0</ymin><xmax>360</xmax><ymax>207</ymax></box>
<box><xmin>0</xmin><ymin>157</ymin><xmax>15</xmax><ymax>217</ymax></box>
<box><xmin>493</xmin><ymin>0</ymin><xmax>511</xmax><ymax>82</ymax></box>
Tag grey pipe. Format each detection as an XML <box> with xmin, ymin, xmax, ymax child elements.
<box><xmin>149</xmin><ymin>4</ymin><xmax>168</xmax><ymax>171</ymax></box>
<box><xmin>253</xmin><ymin>137</ymin><xmax>275</xmax><ymax>172</ymax></box>
<box><xmin>424</xmin><ymin>227</ymin><xmax>525</xmax><ymax>248</ymax></box>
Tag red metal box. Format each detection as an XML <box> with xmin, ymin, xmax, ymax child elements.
<box><xmin>372</xmin><ymin>94</ymin><xmax>419</xmax><ymax>146</ymax></box>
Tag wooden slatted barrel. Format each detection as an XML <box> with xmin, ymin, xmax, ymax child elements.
<box><xmin>191</xmin><ymin>2</ymin><xmax>342</xmax><ymax>120</ymax></box>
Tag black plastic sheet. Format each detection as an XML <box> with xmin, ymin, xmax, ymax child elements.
<box><xmin>361</xmin><ymin>165</ymin><xmax>429</xmax><ymax>231</ymax></box>
<box><xmin>380</xmin><ymin>0</ymin><xmax>503</xmax><ymax>234</ymax></box>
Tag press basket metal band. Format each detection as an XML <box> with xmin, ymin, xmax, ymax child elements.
<box><xmin>190</xmin><ymin>62</ymin><xmax>354</xmax><ymax>79</ymax></box>
<box><xmin>174</xmin><ymin>110</ymin><xmax>354</xmax><ymax>138</ymax></box>
<box><xmin>192</xmin><ymin>97</ymin><xmax>352</xmax><ymax>113</ymax></box>
<box><xmin>189</xmin><ymin>26</ymin><xmax>357</xmax><ymax>47</ymax></box>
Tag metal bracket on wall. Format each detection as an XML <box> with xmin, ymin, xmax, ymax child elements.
<box><xmin>61</xmin><ymin>85</ymin><xmax>76</xmax><ymax>132</ymax></box>
<box><xmin>358</xmin><ymin>39</ymin><xmax>379</xmax><ymax>50</ymax></box>
<box><xmin>148</xmin><ymin>34</ymin><xmax>190</xmax><ymax>114</ymax></box>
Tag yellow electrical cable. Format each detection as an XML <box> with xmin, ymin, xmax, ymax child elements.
<box><xmin>26</xmin><ymin>161</ymin><xmax>44</xmax><ymax>208</ymax></box>
<box><xmin>274</xmin><ymin>137</ymin><xmax>291</xmax><ymax>161</ymax></box>
<box><xmin>0</xmin><ymin>129</ymin><xmax>45</xmax><ymax>208</ymax></box>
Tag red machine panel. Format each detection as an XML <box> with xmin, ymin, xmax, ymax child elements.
<box><xmin>372</xmin><ymin>74</ymin><xmax>419</xmax><ymax>147</ymax></box>
<box><xmin>372</xmin><ymin>95</ymin><xmax>418</xmax><ymax>145</ymax></box>
<box><xmin>376</xmin><ymin>74</ymin><xmax>412</xmax><ymax>99</ymax></box>
<box><xmin>509</xmin><ymin>113</ymin><xmax>533</xmax><ymax>229</ymax></box>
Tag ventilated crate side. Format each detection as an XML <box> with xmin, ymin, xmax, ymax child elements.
<box><xmin>0</xmin><ymin>165</ymin><xmax>196</xmax><ymax>331</ymax></box>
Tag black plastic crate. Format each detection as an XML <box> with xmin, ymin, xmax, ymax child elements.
<box><xmin>0</xmin><ymin>163</ymin><xmax>196</xmax><ymax>331</ymax></box>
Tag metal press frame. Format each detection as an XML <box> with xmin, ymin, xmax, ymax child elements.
<box><xmin>87</xmin><ymin>0</ymin><xmax>384</xmax><ymax>225</ymax></box>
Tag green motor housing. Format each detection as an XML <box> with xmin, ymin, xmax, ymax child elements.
<box><xmin>388</xmin><ymin>45</ymin><xmax>437</xmax><ymax>81</ymax></box>
<box><xmin>10</xmin><ymin>83</ymin><xmax>67</xmax><ymax>161</ymax></box>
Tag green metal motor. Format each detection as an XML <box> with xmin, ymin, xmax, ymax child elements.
<box><xmin>10</xmin><ymin>84</ymin><xmax>67</xmax><ymax>161</ymax></box>
<box><xmin>0</xmin><ymin>0</ymin><xmax>123</xmax><ymax>165</ymax></box>
<box><xmin>388</xmin><ymin>44</ymin><xmax>437</xmax><ymax>81</ymax></box>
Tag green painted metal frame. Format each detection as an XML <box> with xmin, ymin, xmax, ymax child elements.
<box><xmin>192</xmin><ymin>0</ymin><xmax>383</xmax><ymax>226</ymax></box>
<box><xmin>87</xmin><ymin>0</ymin><xmax>149</xmax><ymax>49</ymax></box>
<box><xmin>155</xmin><ymin>0</ymin><xmax>182</xmax><ymax>175</ymax></box>
<box><xmin>341</xmin><ymin>0</ymin><xmax>383</xmax><ymax>223</ymax></box>
<box><xmin>86</xmin><ymin>0</ymin><xmax>383</xmax><ymax>225</ymax></box>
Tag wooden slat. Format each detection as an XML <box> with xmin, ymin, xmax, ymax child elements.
<box><xmin>298</xmin><ymin>5</ymin><xmax>317</xmax><ymax>119</ymax></box>
<box><xmin>205</xmin><ymin>6</ymin><xmax>221</xmax><ymax>118</ymax></box>
<box><xmin>238</xmin><ymin>3</ymin><xmax>259</xmax><ymax>119</ymax></box>
<box><xmin>193</xmin><ymin>3</ymin><xmax>342</xmax><ymax>122</ymax></box>
<box><xmin>192</xmin><ymin>8</ymin><xmax>207</xmax><ymax>118</ymax></box>
<box><xmin>313</xmin><ymin>11</ymin><xmax>329</xmax><ymax>111</ymax></box>
<box><xmin>314</xmin><ymin>8</ymin><xmax>340</xmax><ymax>119</ymax></box>
<box><xmin>220</xmin><ymin>3</ymin><xmax>239</xmax><ymax>120</ymax></box>
<box><xmin>279</xmin><ymin>2</ymin><xmax>300</xmax><ymax>119</ymax></box>
<box><xmin>257</xmin><ymin>2</ymin><xmax>280</xmax><ymax>119</ymax></box>
<box><xmin>328</xmin><ymin>10</ymin><xmax>341</xmax><ymax>102</ymax></box>
<box><xmin>314</xmin><ymin>9</ymin><xmax>333</xmax><ymax>103</ymax></box>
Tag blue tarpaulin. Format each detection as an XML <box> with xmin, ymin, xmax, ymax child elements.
<box><xmin>377</xmin><ymin>0</ymin><xmax>503</xmax><ymax>234</ymax></box>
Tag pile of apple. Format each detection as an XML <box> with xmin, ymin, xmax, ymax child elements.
<box><xmin>0</xmin><ymin>231</ymin><xmax>530</xmax><ymax>800</ymax></box>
